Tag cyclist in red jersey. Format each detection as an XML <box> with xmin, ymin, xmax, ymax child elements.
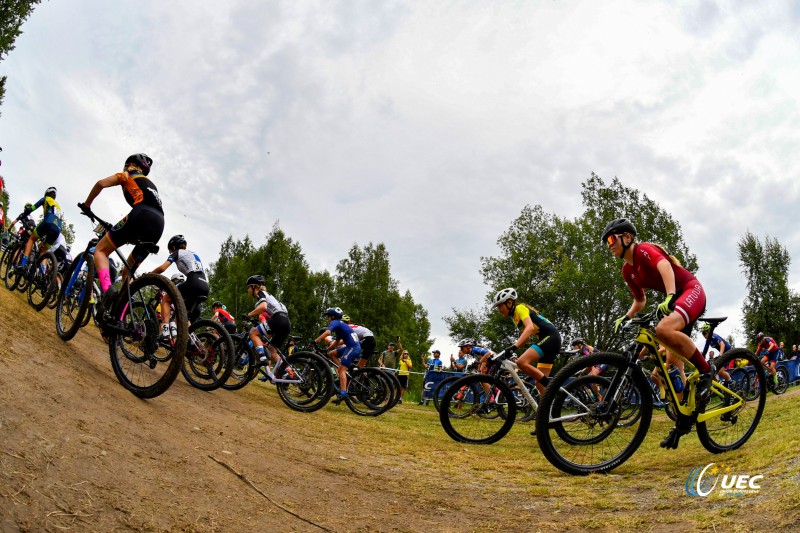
<box><xmin>754</xmin><ymin>332</ymin><xmax>780</xmax><ymax>387</ymax></box>
<box><xmin>603</xmin><ymin>218</ymin><xmax>712</xmax><ymax>449</ymax></box>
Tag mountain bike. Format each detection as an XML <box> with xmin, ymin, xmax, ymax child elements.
<box><xmin>26</xmin><ymin>247</ymin><xmax>59</xmax><ymax>311</ymax></box>
<box><xmin>54</xmin><ymin>204</ymin><xmax>189</xmax><ymax>399</ymax></box>
<box><xmin>225</xmin><ymin>320</ymin><xmax>333</xmax><ymax>412</ymax></box>
<box><xmin>311</xmin><ymin>344</ymin><xmax>396</xmax><ymax>416</ymax></box>
<box><xmin>535</xmin><ymin>311</ymin><xmax>767</xmax><ymax>475</ymax></box>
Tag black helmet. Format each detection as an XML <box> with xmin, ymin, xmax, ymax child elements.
<box><xmin>168</xmin><ymin>234</ymin><xmax>187</xmax><ymax>252</ymax></box>
<box><xmin>212</xmin><ymin>301</ymin><xmax>223</xmax><ymax>309</ymax></box>
<box><xmin>124</xmin><ymin>153</ymin><xmax>153</xmax><ymax>176</ymax></box>
<box><xmin>601</xmin><ymin>218</ymin><xmax>637</xmax><ymax>242</ymax></box>
<box><xmin>570</xmin><ymin>338</ymin><xmax>585</xmax><ymax>347</ymax></box>
<box><xmin>324</xmin><ymin>307</ymin><xmax>344</xmax><ymax>320</ymax></box>
<box><xmin>45</xmin><ymin>186</ymin><xmax>57</xmax><ymax>199</ymax></box>
<box><xmin>246</xmin><ymin>274</ymin><xmax>264</xmax><ymax>287</ymax></box>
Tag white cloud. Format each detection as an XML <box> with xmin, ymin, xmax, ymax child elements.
<box><xmin>2</xmin><ymin>0</ymin><xmax>800</xmax><ymax>353</ymax></box>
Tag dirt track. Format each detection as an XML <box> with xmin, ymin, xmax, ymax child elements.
<box><xmin>2</xmin><ymin>284</ymin><xmax>799</xmax><ymax>532</ymax></box>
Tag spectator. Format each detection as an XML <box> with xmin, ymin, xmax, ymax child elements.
<box><xmin>778</xmin><ymin>341</ymin><xmax>786</xmax><ymax>361</ymax></box>
<box><xmin>398</xmin><ymin>350</ymin><xmax>412</xmax><ymax>403</ymax></box>
<box><xmin>428</xmin><ymin>350</ymin><xmax>443</xmax><ymax>370</ymax></box>
<box><xmin>379</xmin><ymin>339</ymin><xmax>402</xmax><ymax>373</ymax></box>
<box><xmin>450</xmin><ymin>351</ymin><xmax>467</xmax><ymax>372</ymax></box>
<box><xmin>791</xmin><ymin>345</ymin><xmax>799</xmax><ymax>360</ymax></box>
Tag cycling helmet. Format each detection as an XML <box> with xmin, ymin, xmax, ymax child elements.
<box><xmin>124</xmin><ymin>153</ymin><xmax>153</xmax><ymax>176</ymax></box>
<box><xmin>756</xmin><ymin>331</ymin><xmax>764</xmax><ymax>341</ymax></box>
<box><xmin>570</xmin><ymin>338</ymin><xmax>585</xmax><ymax>347</ymax></box>
<box><xmin>212</xmin><ymin>301</ymin><xmax>223</xmax><ymax>309</ymax></box>
<box><xmin>246</xmin><ymin>274</ymin><xmax>264</xmax><ymax>287</ymax></box>
<box><xmin>23</xmin><ymin>202</ymin><xmax>34</xmax><ymax>213</ymax></box>
<box><xmin>168</xmin><ymin>234</ymin><xmax>187</xmax><ymax>252</ymax></box>
<box><xmin>601</xmin><ymin>218</ymin><xmax>637</xmax><ymax>242</ymax></box>
<box><xmin>493</xmin><ymin>288</ymin><xmax>517</xmax><ymax>306</ymax></box>
<box><xmin>342</xmin><ymin>314</ymin><xmax>351</xmax><ymax>322</ymax></box>
<box><xmin>171</xmin><ymin>273</ymin><xmax>186</xmax><ymax>284</ymax></box>
<box><xmin>45</xmin><ymin>186</ymin><xmax>57</xmax><ymax>199</ymax></box>
<box><xmin>700</xmin><ymin>324</ymin><xmax>711</xmax><ymax>333</ymax></box>
<box><xmin>457</xmin><ymin>338</ymin><xmax>476</xmax><ymax>348</ymax></box>
<box><xmin>324</xmin><ymin>307</ymin><xmax>344</xmax><ymax>320</ymax></box>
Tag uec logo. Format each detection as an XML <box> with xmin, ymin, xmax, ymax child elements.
<box><xmin>685</xmin><ymin>463</ymin><xmax>763</xmax><ymax>496</ymax></box>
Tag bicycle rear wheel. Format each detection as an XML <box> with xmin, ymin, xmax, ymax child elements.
<box><xmin>55</xmin><ymin>254</ymin><xmax>94</xmax><ymax>341</ymax></box>
<box><xmin>27</xmin><ymin>251</ymin><xmax>58</xmax><ymax>311</ymax></box>
<box><xmin>274</xmin><ymin>351</ymin><xmax>333</xmax><ymax>412</ymax></box>
<box><xmin>344</xmin><ymin>367</ymin><xmax>394</xmax><ymax>416</ymax></box>
<box><xmin>432</xmin><ymin>375</ymin><xmax>461</xmax><ymax>413</ymax></box>
<box><xmin>180</xmin><ymin>319</ymin><xmax>235</xmax><ymax>391</ymax></box>
<box><xmin>107</xmin><ymin>274</ymin><xmax>187</xmax><ymax>399</ymax></box>
<box><xmin>536</xmin><ymin>353</ymin><xmax>653</xmax><ymax>475</ymax></box>
<box><xmin>0</xmin><ymin>241</ymin><xmax>15</xmax><ymax>282</ymax></box>
<box><xmin>438</xmin><ymin>374</ymin><xmax>516</xmax><ymax>444</ymax></box>
<box><xmin>697</xmin><ymin>349</ymin><xmax>767</xmax><ymax>453</ymax></box>
<box><xmin>773</xmin><ymin>367</ymin><xmax>789</xmax><ymax>395</ymax></box>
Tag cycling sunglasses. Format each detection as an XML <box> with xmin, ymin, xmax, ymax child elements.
<box><xmin>606</xmin><ymin>234</ymin><xmax>621</xmax><ymax>246</ymax></box>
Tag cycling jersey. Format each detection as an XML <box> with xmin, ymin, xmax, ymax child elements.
<box><xmin>469</xmin><ymin>346</ymin><xmax>491</xmax><ymax>357</ymax></box>
<box><xmin>707</xmin><ymin>333</ymin><xmax>731</xmax><ymax>353</ymax></box>
<box><xmin>621</xmin><ymin>243</ymin><xmax>706</xmax><ymax>327</ymax></box>
<box><xmin>215</xmin><ymin>308</ymin><xmax>235</xmax><ymax>324</ymax></box>
<box><xmin>168</xmin><ymin>249</ymin><xmax>207</xmax><ymax>280</ymax></box>
<box><xmin>118</xmin><ymin>172</ymin><xmax>163</xmax><ymax>212</ymax></box>
<box><xmin>32</xmin><ymin>196</ymin><xmax>63</xmax><ymax>230</ymax></box>
<box><xmin>511</xmin><ymin>303</ymin><xmax>562</xmax><ymax>366</ymax></box>
<box><xmin>254</xmin><ymin>289</ymin><xmax>287</xmax><ymax>317</ymax></box>
<box><xmin>349</xmin><ymin>323</ymin><xmax>374</xmax><ymax>340</ymax></box>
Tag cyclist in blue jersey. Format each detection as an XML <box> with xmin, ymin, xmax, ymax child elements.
<box><xmin>16</xmin><ymin>187</ymin><xmax>63</xmax><ymax>274</ymax></box>
<box><xmin>700</xmin><ymin>324</ymin><xmax>732</xmax><ymax>383</ymax></box>
<box><xmin>315</xmin><ymin>306</ymin><xmax>361</xmax><ymax>404</ymax></box>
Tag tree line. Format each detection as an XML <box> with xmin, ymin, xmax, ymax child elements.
<box><xmin>207</xmin><ymin>224</ymin><xmax>432</xmax><ymax>371</ymax></box>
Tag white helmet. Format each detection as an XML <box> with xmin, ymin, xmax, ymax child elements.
<box><xmin>171</xmin><ymin>273</ymin><xmax>186</xmax><ymax>284</ymax></box>
<box><xmin>493</xmin><ymin>288</ymin><xmax>517</xmax><ymax>306</ymax></box>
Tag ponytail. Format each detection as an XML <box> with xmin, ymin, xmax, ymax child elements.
<box><xmin>652</xmin><ymin>243</ymin><xmax>681</xmax><ymax>267</ymax></box>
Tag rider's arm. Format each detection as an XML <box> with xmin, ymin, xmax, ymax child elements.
<box><xmin>626</xmin><ymin>297</ymin><xmax>646</xmax><ymax>319</ymax></box>
<box><xmin>314</xmin><ymin>329</ymin><xmax>331</xmax><ymax>344</ymax></box>
<box><xmin>83</xmin><ymin>173</ymin><xmax>123</xmax><ymax>208</ymax></box>
<box><xmin>655</xmin><ymin>258</ymin><xmax>677</xmax><ymax>295</ymax></box>
<box><xmin>150</xmin><ymin>260</ymin><xmax>172</xmax><ymax>275</ymax></box>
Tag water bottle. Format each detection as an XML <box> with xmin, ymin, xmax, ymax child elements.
<box><xmin>669</xmin><ymin>368</ymin><xmax>684</xmax><ymax>393</ymax></box>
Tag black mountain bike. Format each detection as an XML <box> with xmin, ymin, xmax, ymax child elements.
<box><xmin>54</xmin><ymin>204</ymin><xmax>189</xmax><ymax>399</ymax></box>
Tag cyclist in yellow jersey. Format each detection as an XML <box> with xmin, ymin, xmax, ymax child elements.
<box><xmin>492</xmin><ymin>287</ymin><xmax>563</xmax><ymax>395</ymax></box>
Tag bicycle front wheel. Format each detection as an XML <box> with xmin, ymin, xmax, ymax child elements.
<box><xmin>107</xmin><ymin>274</ymin><xmax>188</xmax><ymax>399</ymax></box>
<box><xmin>697</xmin><ymin>349</ymin><xmax>767</xmax><ymax>453</ymax></box>
<box><xmin>55</xmin><ymin>254</ymin><xmax>94</xmax><ymax>341</ymax></box>
<box><xmin>774</xmin><ymin>366</ymin><xmax>789</xmax><ymax>395</ymax></box>
<box><xmin>536</xmin><ymin>352</ymin><xmax>653</xmax><ymax>475</ymax></box>
<box><xmin>274</xmin><ymin>351</ymin><xmax>333</xmax><ymax>412</ymax></box>
<box><xmin>180</xmin><ymin>319</ymin><xmax>235</xmax><ymax>391</ymax></box>
<box><xmin>27</xmin><ymin>251</ymin><xmax>58</xmax><ymax>311</ymax></box>
<box><xmin>438</xmin><ymin>374</ymin><xmax>516</xmax><ymax>444</ymax></box>
<box><xmin>220</xmin><ymin>335</ymin><xmax>259</xmax><ymax>391</ymax></box>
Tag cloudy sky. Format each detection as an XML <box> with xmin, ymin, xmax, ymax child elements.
<box><xmin>2</xmin><ymin>1</ymin><xmax>800</xmax><ymax>356</ymax></box>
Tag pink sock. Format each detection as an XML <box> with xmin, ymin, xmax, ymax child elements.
<box><xmin>98</xmin><ymin>268</ymin><xmax>112</xmax><ymax>293</ymax></box>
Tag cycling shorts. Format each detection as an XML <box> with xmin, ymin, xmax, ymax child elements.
<box><xmin>359</xmin><ymin>336</ymin><xmax>376</xmax><ymax>360</ymax></box>
<box><xmin>337</xmin><ymin>345</ymin><xmax>361</xmax><ymax>368</ymax></box>
<box><xmin>526</xmin><ymin>322</ymin><xmax>562</xmax><ymax>367</ymax></box>
<box><xmin>33</xmin><ymin>222</ymin><xmax>60</xmax><ymax>246</ymax></box>
<box><xmin>673</xmin><ymin>282</ymin><xmax>706</xmax><ymax>332</ymax></box>
<box><xmin>763</xmin><ymin>350</ymin><xmax>779</xmax><ymax>363</ymax></box>
<box><xmin>177</xmin><ymin>272</ymin><xmax>209</xmax><ymax>323</ymax></box>
<box><xmin>107</xmin><ymin>205</ymin><xmax>164</xmax><ymax>255</ymax></box>
<box><xmin>222</xmin><ymin>322</ymin><xmax>237</xmax><ymax>335</ymax></box>
<box><xmin>254</xmin><ymin>312</ymin><xmax>291</xmax><ymax>352</ymax></box>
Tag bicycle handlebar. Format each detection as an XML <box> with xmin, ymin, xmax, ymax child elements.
<box><xmin>77</xmin><ymin>203</ymin><xmax>112</xmax><ymax>232</ymax></box>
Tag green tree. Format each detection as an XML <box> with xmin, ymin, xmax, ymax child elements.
<box><xmin>738</xmin><ymin>231</ymin><xmax>792</xmax><ymax>347</ymax></box>
<box><xmin>447</xmin><ymin>173</ymin><xmax>697</xmax><ymax>351</ymax></box>
<box><xmin>0</xmin><ymin>0</ymin><xmax>43</xmax><ymax>114</ymax></box>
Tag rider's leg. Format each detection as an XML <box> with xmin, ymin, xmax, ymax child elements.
<box><xmin>516</xmin><ymin>348</ymin><xmax>546</xmax><ymax>394</ymax></box>
<box><xmin>19</xmin><ymin>232</ymin><xmax>37</xmax><ymax>267</ymax></box>
<box><xmin>93</xmin><ymin>234</ymin><xmax>116</xmax><ymax>294</ymax></box>
<box><xmin>160</xmin><ymin>293</ymin><xmax>173</xmax><ymax>338</ymax></box>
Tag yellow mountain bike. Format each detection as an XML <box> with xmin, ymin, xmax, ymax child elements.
<box><xmin>535</xmin><ymin>309</ymin><xmax>767</xmax><ymax>475</ymax></box>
